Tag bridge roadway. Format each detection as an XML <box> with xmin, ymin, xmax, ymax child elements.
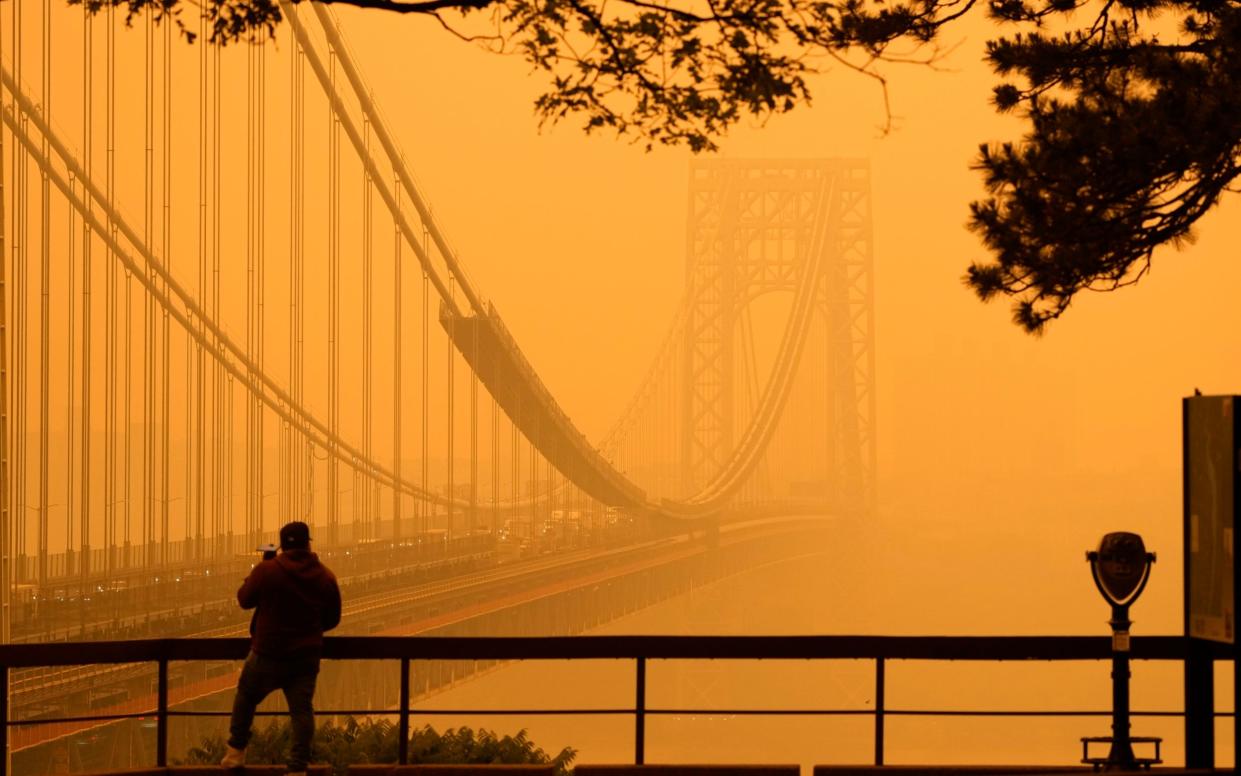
<box><xmin>8</xmin><ymin>514</ymin><xmax>831</xmax><ymax>754</ymax></box>
<box><xmin>9</xmin><ymin>529</ymin><xmax>628</xmax><ymax>708</ymax></box>
<box><xmin>9</xmin><ymin>524</ymin><xmax>713</xmax><ymax>707</ymax></box>
<box><xmin>8</xmin><ymin>532</ymin><xmax>499</xmax><ymax>644</ymax></box>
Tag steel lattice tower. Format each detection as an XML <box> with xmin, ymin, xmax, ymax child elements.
<box><xmin>681</xmin><ymin>159</ymin><xmax>876</xmax><ymax>514</ymax></box>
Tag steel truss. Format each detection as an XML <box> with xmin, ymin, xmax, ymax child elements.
<box><xmin>682</xmin><ymin>160</ymin><xmax>876</xmax><ymax>514</ymax></box>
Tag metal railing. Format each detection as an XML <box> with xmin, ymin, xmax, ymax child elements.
<box><xmin>0</xmin><ymin>635</ymin><xmax>1232</xmax><ymax>771</ymax></box>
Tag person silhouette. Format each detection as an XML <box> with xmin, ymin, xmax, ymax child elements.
<box><xmin>222</xmin><ymin>522</ymin><xmax>341</xmax><ymax>776</ymax></box>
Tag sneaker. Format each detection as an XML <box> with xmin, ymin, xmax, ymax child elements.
<box><xmin>220</xmin><ymin>746</ymin><xmax>246</xmax><ymax>769</ymax></box>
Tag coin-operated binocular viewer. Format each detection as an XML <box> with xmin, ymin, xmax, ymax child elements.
<box><xmin>1083</xmin><ymin>532</ymin><xmax>1158</xmax><ymax>771</ymax></box>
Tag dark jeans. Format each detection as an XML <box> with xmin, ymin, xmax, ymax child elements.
<box><xmin>228</xmin><ymin>650</ymin><xmax>321</xmax><ymax>771</ymax></box>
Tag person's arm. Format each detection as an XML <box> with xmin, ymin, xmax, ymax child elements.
<box><xmin>237</xmin><ymin>564</ymin><xmax>265</xmax><ymax>610</ymax></box>
<box><xmin>321</xmin><ymin>574</ymin><xmax>342</xmax><ymax>632</ymax></box>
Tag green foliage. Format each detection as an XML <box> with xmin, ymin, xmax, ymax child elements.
<box><xmin>74</xmin><ymin>0</ymin><xmax>1241</xmax><ymax>331</ymax></box>
<box><xmin>966</xmin><ymin>1</ymin><xmax>1241</xmax><ymax>332</ymax></box>
<box><xmin>64</xmin><ymin>0</ymin><xmax>1007</xmax><ymax>153</ymax></box>
<box><xmin>408</xmin><ymin>725</ymin><xmax>576</xmax><ymax>775</ymax></box>
<box><xmin>179</xmin><ymin>717</ymin><xmax>576</xmax><ymax>776</ymax></box>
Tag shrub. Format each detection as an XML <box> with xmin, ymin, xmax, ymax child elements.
<box><xmin>180</xmin><ymin>717</ymin><xmax>576</xmax><ymax>776</ymax></box>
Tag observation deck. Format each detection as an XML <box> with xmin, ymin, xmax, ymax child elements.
<box><xmin>0</xmin><ymin>635</ymin><xmax>1231</xmax><ymax>775</ymax></box>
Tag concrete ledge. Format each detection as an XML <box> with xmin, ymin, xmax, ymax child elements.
<box><xmin>85</xmin><ymin>764</ymin><xmax>332</xmax><ymax>769</ymax></box>
<box><xmin>347</xmin><ymin>766</ymin><xmax>557</xmax><ymax>776</ymax></box>
<box><xmin>575</xmin><ymin>765</ymin><xmax>799</xmax><ymax>776</ymax></box>
<box><xmin>814</xmin><ymin>764</ymin><xmax>1211</xmax><ymax>769</ymax></box>
<box><xmin>814</xmin><ymin>764</ymin><xmax>1087</xmax><ymax>769</ymax></box>
<box><xmin>173</xmin><ymin>768</ymin><xmax>331</xmax><ymax>776</ymax></box>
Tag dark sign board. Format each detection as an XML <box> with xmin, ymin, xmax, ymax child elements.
<box><xmin>1183</xmin><ymin>395</ymin><xmax>1238</xmax><ymax>644</ymax></box>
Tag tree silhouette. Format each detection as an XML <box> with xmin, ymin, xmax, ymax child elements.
<box><xmin>71</xmin><ymin>0</ymin><xmax>1241</xmax><ymax>331</ymax></box>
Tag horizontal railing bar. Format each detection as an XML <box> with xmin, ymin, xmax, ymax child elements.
<box><xmin>887</xmin><ymin>709</ymin><xmax>1234</xmax><ymax>718</ymax></box>
<box><xmin>885</xmin><ymin>710</ymin><xmax>1183</xmax><ymax>717</ymax></box>
<box><xmin>0</xmin><ymin>634</ymin><xmax>1228</xmax><ymax>667</ymax></box>
<box><xmin>165</xmin><ymin>709</ymin><xmax>639</xmax><ymax>718</ymax></box>
<box><xmin>652</xmin><ymin>710</ymin><xmax>869</xmax><ymax>716</ymax></box>
<box><xmin>11</xmin><ymin>706</ymin><xmax>1233</xmax><ymax>727</ymax></box>
<box><xmin>7</xmin><ymin>712</ymin><xmax>160</xmax><ymax>726</ymax></box>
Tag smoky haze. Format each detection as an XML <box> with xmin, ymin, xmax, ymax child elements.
<box><xmin>8</xmin><ymin>0</ymin><xmax>1240</xmax><ymax>641</ymax></box>
<box><xmin>5</xmin><ymin>0</ymin><xmax>1241</xmax><ymax>770</ymax></box>
<box><xmin>8</xmin><ymin>0</ymin><xmax>1239</xmax><ymax>642</ymax></box>
<box><xmin>336</xmin><ymin>3</ymin><xmax>1241</xmax><ymax>637</ymax></box>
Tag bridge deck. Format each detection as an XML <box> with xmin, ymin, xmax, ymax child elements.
<box><xmin>440</xmin><ymin>304</ymin><xmax>648</xmax><ymax>510</ymax></box>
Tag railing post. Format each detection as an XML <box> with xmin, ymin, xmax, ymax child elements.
<box><xmin>398</xmin><ymin>658</ymin><xmax>411</xmax><ymax>764</ymax></box>
<box><xmin>1183</xmin><ymin>638</ymin><xmax>1214</xmax><ymax>768</ymax></box>
<box><xmin>634</xmin><ymin>656</ymin><xmax>646</xmax><ymax>765</ymax></box>
<box><xmin>156</xmin><ymin>657</ymin><xmax>168</xmax><ymax>767</ymax></box>
<box><xmin>2</xmin><ymin>663</ymin><xmax>9</xmax><ymax>776</ymax></box>
<box><xmin>874</xmin><ymin>657</ymin><xmax>885</xmax><ymax>766</ymax></box>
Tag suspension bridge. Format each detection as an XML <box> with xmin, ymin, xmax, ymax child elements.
<box><xmin>0</xmin><ymin>1</ymin><xmax>874</xmax><ymax>766</ymax></box>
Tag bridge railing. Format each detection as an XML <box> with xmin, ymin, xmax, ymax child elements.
<box><xmin>0</xmin><ymin>635</ymin><xmax>1231</xmax><ymax>769</ymax></box>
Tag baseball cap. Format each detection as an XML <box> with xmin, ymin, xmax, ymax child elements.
<box><xmin>280</xmin><ymin>521</ymin><xmax>312</xmax><ymax>549</ymax></box>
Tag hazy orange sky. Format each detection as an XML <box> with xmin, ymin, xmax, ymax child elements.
<box><xmin>325</xmin><ymin>5</ymin><xmax>1241</xmax><ymax>632</ymax></box>
<box><xmin>8</xmin><ymin>1</ymin><xmax>1241</xmax><ymax>637</ymax></box>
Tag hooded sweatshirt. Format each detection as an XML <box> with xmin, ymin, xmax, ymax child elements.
<box><xmin>238</xmin><ymin>548</ymin><xmax>342</xmax><ymax>657</ymax></box>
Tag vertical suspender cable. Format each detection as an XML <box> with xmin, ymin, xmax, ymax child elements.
<box><xmin>0</xmin><ymin>0</ymin><xmax>8</xmax><ymax>647</ymax></box>
<box><xmin>491</xmin><ymin>394</ymin><xmax>497</xmax><ymax>537</ymax></box>
<box><xmin>66</xmin><ymin>8</ymin><xmax>77</xmax><ymax>585</ymax></box>
<box><xmin>327</xmin><ymin>51</ymin><xmax>339</xmax><ymax>545</ymax></box>
<box><xmin>212</xmin><ymin>34</ymin><xmax>222</xmax><ymax>548</ymax></box>
<box><xmin>392</xmin><ymin>177</ymin><xmax>401</xmax><ymax>539</ymax></box>
<box><xmin>80</xmin><ymin>0</ymin><xmax>92</xmax><ymax>598</ymax></box>
<box><xmin>286</xmin><ymin>34</ymin><xmax>295</xmax><ymax>524</ymax></box>
<box><xmin>210</xmin><ymin>25</ymin><xmax>221</xmax><ymax>553</ymax></box>
<box><xmin>421</xmin><ymin>247</ymin><xmax>428</xmax><ymax>537</ymax></box>
<box><xmin>106</xmin><ymin>0</ymin><xmax>118</xmax><ymax>580</ymax></box>
<box><xmin>280</xmin><ymin>43</ymin><xmax>289</xmax><ymax>527</ymax></box>
<box><xmin>9</xmin><ymin>0</ymin><xmax>21</xmax><ymax>592</ymax></box>
<box><xmin>123</xmin><ymin>224</ymin><xmax>131</xmax><ymax>569</ymax></box>
<box><xmin>470</xmin><ymin>322</ymin><xmax>477</xmax><ymax>535</ymax></box>
<box><xmin>662</xmin><ymin>348</ymin><xmax>668</xmax><ymax>497</ymax></box>
<box><xmin>195</xmin><ymin>9</ymin><xmax>207</xmax><ymax>560</ymax></box>
<box><xmin>528</xmin><ymin>436</ymin><xmax>536</xmax><ymax>541</ymax></box>
<box><xmin>117</xmin><ymin>6</ymin><xmax>130</xmax><ymax>570</ymax></box>
<box><xmin>446</xmin><ymin>278</ymin><xmax>454</xmax><ymax>540</ymax></box>
<box><xmin>247</xmin><ymin>40</ymin><xmax>267</xmax><ymax>546</ymax></box>
<box><xmin>38</xmin><ymin>0</ymin><xmax>50</xmax><ymax>589</ymax></box>
<box><xmin>363</xmin><ymin>119</ymin><xmax>372</xmax><ymax>540</ymax></box>
<box><xmin>292</xmin><ymin>37</ymin><xmax>304</xmax><ymax>521</ymax></box>
<box><xmin>246</xmin><ymin>42</ymin><xmax>255</xmax><ymax>545</ymax></box>
<box><xmin>257</xmin><ymin>41</ymin><xmax>266</xmax><ymax>541</ymax></box>
<box><xmin>280</xmin><ymin>71</ymin><xmax>289</xmax><ymax>529</ymax></box>
<box><xmin>510</xmin><ymin>405</ymin><xmax>518</xmax><ymax>537</ymax></box>
<box><xmin>0</xmin><ymin>0</ymin><xmax>10</xmax><ymax>646</ymax></box>
<box><xmin>161</xmin><ymin>17</ymin><xmax>171</xmax><ymax>568</ymax></box>
<box><xmin>12</xmin><ymin>0</ymin><xmax>25</xmax><ymax>591</ymax></box>
<box><xmin>533</xmin><ymin>431</ymin><xmax>541</xmax><ymax>537</ymax></box>
<box><xmin>123</xmin><ymin>15</ymin><xmax>136</xmax><ymax>568</ymax></box>
<box><xmin>286</xmin><ymin>25</ymin><xmax>298</xmax><ymax>525</ymax></box>
<box><xmin>143</xmin><ymin>3</ymin><xmax>153</xmax><ymax>567</ymax></box>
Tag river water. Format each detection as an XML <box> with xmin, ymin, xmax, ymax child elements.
<box><xmin>411</xmin><ymin>514</ymin><xmax>1235</xmax><ymax>771</ymax></box>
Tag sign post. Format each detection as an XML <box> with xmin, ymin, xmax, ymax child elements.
<box><xmin>1183</xmin><ymin>394</ymin><xmax>1239</xmax><ymax>768</ymax></box>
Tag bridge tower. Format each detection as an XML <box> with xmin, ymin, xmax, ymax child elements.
<box><xmin>680</xmin><ymin>159</ymin><xmax>876</xmax><ymax>514</ymax></box>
